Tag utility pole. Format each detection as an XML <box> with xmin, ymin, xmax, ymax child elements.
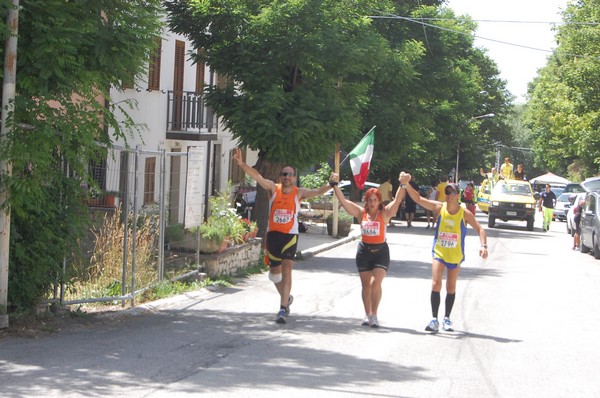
<box><xmin>0</xmin><ymin>0</ymin><xmax>19</xmax><ymax>329</ymax></box>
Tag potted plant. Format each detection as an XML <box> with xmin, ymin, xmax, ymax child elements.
<box><xmin>83</xmin><ymin>185</ymin><xmax>101</xmax><ymax>207</ymax></box>
<box><xmin>103</xmin><ymin>191</ymin><xmax>120</xmax><ymax>208</ymax></box>
<box><xmin>240</xmin><ymin>218</ymin><xmax>258</xmax><ymax>241</ymax></box>
<box><xmin>198</xmin><ymin>221</ymin><xmax>228</xmax><ymax>253</ymax></box>
<box><xmin>326</xmin><ymin>210</ymin><xmax>354</xmax><ymax>237</ymax></box>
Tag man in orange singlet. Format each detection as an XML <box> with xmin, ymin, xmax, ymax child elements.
<box><xmin>233</xmin><ymin>148</ymin><xmax>331</xmax><ymax>323</ymax></box>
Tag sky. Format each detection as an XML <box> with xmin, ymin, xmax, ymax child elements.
<box><xmin>445</xmin><ymin>0</ymin><xmax>570</xmax><ymax>103</ymax></box>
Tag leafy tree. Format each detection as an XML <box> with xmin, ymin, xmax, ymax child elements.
<box><xmin>361</xmin><ymin>3</ymin><xmax>512</xmax><ymax>184</ymax></box>
<box><xmin>0</xmin><ymin>0</ymin><xmax>164</xmax><ymax>310</ymax></box>
<box><xmin>165</xmin><ymin>0</ymin><xmax>394</xmax><ymax>232</ymax></box>
<box><xmin>526</xmin><ymin>0</ymin><xmax>600</xmax><ymax>178</ymax></box>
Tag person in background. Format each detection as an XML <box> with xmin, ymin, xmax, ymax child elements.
<box><xmin>378</xmin><ymin>176</ymin><xmax>393</xmax><ymax>204</ymax></box>
<box><xmin>480</xmin><ymin>167</ymin><xmax>500</xmax><ymax>188</ymax></box>
<box><xmin>426</xmin><ymin>182</ymin><xmax>437</xmax><ymax>228</ymax></box>
<box><xmin>400</xmin><ymin>173</ymin><xmax>488</xmax><ymax>333</ymax></box>
<box><xmin>462</xmin><ymin>182</ymin><xmax>477</xmax><ymax>215</ymax></box>
<box><xmin>233</xmin><ymin>148</ymin><xmax>331</xmax><ymax>324</ymax></box>
<box><xmin>573</xmin><ymin>198</ymin><xmax>585</xmax><ymax>250</ymax></box>
<box><xmin>538</xmin><ymin>184</ymin><xmax>557</xmax><ymax>232</ymax></box>
<box><xmin>378</xmin><ymin>176</ymin><xmax>394</xmax><ymax>226</ymax></box>
<box><xmin>514</xmin><ymin>164</ymin><xmax>527</xmax><ymax>180</ymax></box>
<box><xmin>500</xmin><ymin>157</ymin><xmax>514</xmax><ymax>180</ymax></box>
<box><xmin>403</xmin><ymin>174</ymin><xmax>419</xmax><ymax>228</ymax></box>
<box><xmin>436</xmin><ymin>175</ymin><xmax>448</xmax><ymax>203</ymax></box>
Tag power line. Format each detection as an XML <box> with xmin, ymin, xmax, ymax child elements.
<box><xmin>367</xmin><ymin>13</ymin><xmax>599</xmax><ymax>58</ymax></box>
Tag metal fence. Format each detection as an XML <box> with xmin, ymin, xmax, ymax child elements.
<box><xmin>57</xmin><ymin>144</ymin><xmax>211</xmax><ymax>308</ymax></box>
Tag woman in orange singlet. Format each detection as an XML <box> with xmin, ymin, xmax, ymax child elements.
<box><xmin>329</xmin><ymin>172</ymin><xmax>405</xmax><ymax>328</ymax></box>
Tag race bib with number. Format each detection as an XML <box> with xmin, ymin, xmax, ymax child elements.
<box><xmin>361</xmin><ymin>221</ymin><xmax>380</xmax><ymax>237</ymax></box>
<box><xmin>438</xmin><ymin>232</ymin><xmax>458</xmax><ymax>248</ymax></box>
<box><xmin>273</xmin><ymin>209</ymin><xmax>294</xmax><ymax>224</ymax></box>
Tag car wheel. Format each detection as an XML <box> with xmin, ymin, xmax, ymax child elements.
<box><xmin>526</xmin><ymin>216</ymin><xmax>534</xmax><ymax>231</ymax></box>
<box><xmin>581</xmin><ymin>237</ymin><xmax>591</xmax><ymax>254</ymax></box>
<box><xmin>594</xmin><ymin>234</ymin><xmax>600</xmax><ymax>260</ymax></box>
<box><xmin>488</xmin><ymin>216</ymin><xmax>495</xmax><ymax>228</ymax></box>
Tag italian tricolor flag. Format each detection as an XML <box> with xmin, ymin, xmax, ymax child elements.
<box><xmin>348</xmin><ymin>127</ymin><xmax>375</xmax><ymax>190</ymax></box>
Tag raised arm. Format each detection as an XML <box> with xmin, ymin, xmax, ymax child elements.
<box><xmin>232</xmin><ymin>148</ymin><xmax>276</xmax><ymax>194</ymax></box>
<box><xmin>329</xmin><ymin>173</ymin><xmax>363</xmax><ymax>219</ymax></box>
<box><xmin>298</xmin><ymin>182</ymin><xmax>331</xmax><ymax>201</ymax></box>
<box><xmin>400</xmin><ymin>172</ymin><xmax>442</xmax><ymax>213</ymax></box>
<box><xmin>382</xmin><ymin>174</ymin><xmax>405</xmax><ymax>221</ymax></box>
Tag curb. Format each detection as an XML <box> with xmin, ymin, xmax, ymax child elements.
<box><xmin>298</xmin><ymin>233</ymin><xmax>360</xmax><ymax>260</ymax></box>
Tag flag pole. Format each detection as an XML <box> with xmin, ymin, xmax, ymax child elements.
<box><xmin>332</xmin><ymin>143</ymin><xmax>340</xmax><ymax>237</ymax></box>
<box><xmin>339</xmin><ymin>125</ymin><xmax>375</xmax><ymax>169</ymax></box>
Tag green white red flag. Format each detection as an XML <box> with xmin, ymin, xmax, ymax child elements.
<box><xmin>348</xmin><ymin>127</ymin><xmax>375</xmax><ymax>190</ymax></box>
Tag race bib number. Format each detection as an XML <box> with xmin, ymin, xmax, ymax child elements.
<box><xmin>273</xmin><ymin>209</ymin><xmax>294</xmax><ymax>224</ymax></box>
<box><xmin>361</xmin><ymin>221</ymin><xmax>380</xmax><ymax>237</ymax></box>
<box><xmin>438</xmin><ymin>232</ymin><xmax>458</xmax><ymax>248</ymax></box>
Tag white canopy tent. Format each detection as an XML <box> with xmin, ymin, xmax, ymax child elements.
<box><xmin>529</xmin><ymin>172</ymin><xmax>569</xmax><ymax>186</ymax></box>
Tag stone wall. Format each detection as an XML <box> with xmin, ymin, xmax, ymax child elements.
<box><xmin>200</xmin><ymin>238</ymin><xmax>263</xmax><ymax>278</ymax></box>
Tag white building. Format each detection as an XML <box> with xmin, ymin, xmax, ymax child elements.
<box><xmin>98</xmin><ymin>27</ymin><xmax>257</xmax><ymax>227</ymax></box>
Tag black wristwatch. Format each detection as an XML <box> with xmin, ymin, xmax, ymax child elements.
<box><xmin>329</xmin><ymin>181</ymin><xmax>338</xmax><ymax>187</ymax></box>
<box><xmin>481</xmin><ymin>244</ymin><xmax>488</xmax><ymax>249</ymax></box>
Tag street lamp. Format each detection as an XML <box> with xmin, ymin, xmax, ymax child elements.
<box><xmin>455</xmin><ymin>113</ymin><xmax>496</xmax><ymax>183</ymax></box>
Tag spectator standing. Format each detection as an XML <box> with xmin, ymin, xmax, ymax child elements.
<box><xmin>378</xmin><ymin>176</ymin><xmax>393</xmax><ymax>204</ymax></box>
<box><xmin>462</xmin><ymin>182</ymin><xmax>476</xmax><ymax>214</ymax></box>
<box><xmin>573</xmin><ymin>198</ymin><xmax>585</xmax><ymax>250</ymax></box>
<box><xmin>378</xmin><ymin>176</ymin><xmax>394</xmax><ymax>226</ymax></box>
<box><xmin>538</xmin><ymin>184</ymin><xmax>557</xmax><ymax>232</ymax></box>
<box><xmin>404</xmin><ymin>175</ymin><xmax>419</xmax><ymax>228</ymax></box>
<box><xmin>500</xmin><ymin>157</ymin><xmax>514</xmax><ymax>180</ymax></box>
<box><xmin>436</xmin><ymin>175</ymin><xmax>448</xmax><ymax>202</ymax></box>
<box><xmin>514</xmin><ymin>164</ymin><xmax>527</xmax><ymax>180</ymax></box>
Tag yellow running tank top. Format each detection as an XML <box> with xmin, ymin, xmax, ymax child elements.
<box><xmin>433</xmin><ymin>203</ymin><xmax>467</xmax><ymax>266</ymax></box>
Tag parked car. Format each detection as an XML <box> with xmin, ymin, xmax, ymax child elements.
<box><xmin>551</xmin><ymin>186</ymin><xmax>565</xmax><ymax>198</ymax></box>
<box><xmin>564</xmin><ymin>182</ymin><xmax>585</xmax><ymax>194</ymax></box>
<box><xmin>477</xmin><ymin>178</ymin><xmax>493</xmax><ymax>213</ymax></box>
<box><xmin>581</xmin><ymin>176</ymin><xmax>600</xmax><ymax>192</ymax></box>
<box><xmin>567</xmin><ymin>192</ymin><xmax>587</xmax><ymax>236</ymax></box>
<box><xmin>487</xmin><ymin>180</ymin><xmax>539</xmax><ymax>231</ymax></box>
<box><xmin>553</xmin><ymin>193</ymin><xmax>572</xmax><ymax>222</ymax></box>
<box><xmin>580</xmin><ymin>190</ymin><xmax>600</xmax><ymax>259</ymax></box>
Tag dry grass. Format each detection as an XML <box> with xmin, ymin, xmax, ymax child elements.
<box><xmin>67</xmin><ymin>207</ymin><xmax>159</xmax><ymax>301</ymax></box>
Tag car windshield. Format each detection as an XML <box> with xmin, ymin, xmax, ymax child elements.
<box><xmin>557</xmin><ymin>193</ymin><xmax>572</xmax><ymax>203</ymax></box>
<box><xmin>492</xmin><ymin>182</ymin><xmax>532</xmax><ymax>196</ymax></box>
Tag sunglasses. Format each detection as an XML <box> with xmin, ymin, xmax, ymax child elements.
<box><xmin>280</xmin><ymin>172</ymin><xmax>295</xmax><ymax>177</ymax></box>
<box><xmin>445</xmin><ymin>187</ymin><xmax>459</xmax><ymax>195</ymax></box>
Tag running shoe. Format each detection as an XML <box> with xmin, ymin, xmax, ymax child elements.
<box><xmin>275</xmin><ymin>308</ymin><xmax>287</xmax><ymax>324</ymax></box>
<box><xmin>285</xmin><ymin>295</ymin><xmax>294</xmax><ymax>316</ymax></box>
<box><xmin>425</xmin><ymin>318</ymin><xmax>439</xmax><ymax>332</ymax></box>
<box><xmin>361</xmin><ymin>315</ymin><xmax>371</xmax><ymax>326</ymax></box>
<box><xmin>369</xmin><ymin>314</ymin><xmax>380</xmax><ymax>328</ymax></box>
<box><xmin>442</xmin><ymin>317</ymin><xmax>454</xmax><ymax>331</ymax></box>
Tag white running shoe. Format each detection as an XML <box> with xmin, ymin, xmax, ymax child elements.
<box><xmin>425</xmin><ymin>318</ymin><xmax>439</xmax><ymax>332</ymax></box>
<box><xmin>442</xmin><ymin>317</ymin><xmax>454</xmax><ymax>331</ymax></box>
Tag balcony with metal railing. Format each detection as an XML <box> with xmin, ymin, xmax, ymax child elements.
<box><xmin>166</xmin><ymin>90</ymin><xmax>218</xmax><ymax>141</ymax></box>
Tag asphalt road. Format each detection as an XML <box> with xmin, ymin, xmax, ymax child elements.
<box><xmin>1</xmin><ymin>213</ymin><xmax>599</xmax><ymax>397</ymax></box>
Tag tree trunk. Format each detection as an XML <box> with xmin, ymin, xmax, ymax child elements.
<box><xmin>252</xmin><ymin>155</ymin><xmax>284</xmax><ymax>237</ymax></box>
